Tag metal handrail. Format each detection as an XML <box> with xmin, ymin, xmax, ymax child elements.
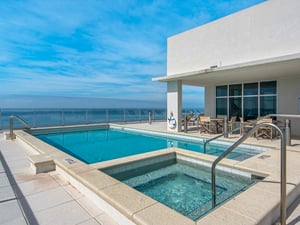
<box><xmin>211</xmin><ymin>122</ymin><xmax>286</xmax><ymax>225</ymax></box>
<box><xmin>8</xmin><ymin>115</ymin><xmax>31</xmax><ymax>140</ymax></box>
<box><xmin>203</xmin><ymin>119</ymin><xmax>258</xmax><ymax>153</ymax></box>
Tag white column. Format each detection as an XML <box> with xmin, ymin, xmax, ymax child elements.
<box><xmin>167</xmin><ymin>81</ymin><xmax>182</xmax><ymax>132</ymax></box>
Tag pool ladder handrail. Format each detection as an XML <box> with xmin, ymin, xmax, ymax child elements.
<box><xmin>210</xmin><ymin>122</ymin><xmax>286</xmax><ymax>225</ymax></box>
<box><xmin>8</xmin><ymin>115</ymin><xmax>31</xmax><ymax>140</ymax></box>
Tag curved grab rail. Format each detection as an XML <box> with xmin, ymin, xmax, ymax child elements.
<box><xmin>211</xmin><ymin>122</ymin><xmax>286</xmax><ymax>225</ymax></box>
<box><xmin>8</xmin><ymin>115</ymin><xmax>31</xmax><ymax>139</ymax></box>
<box><xmin>203</xmin><ymin>125</ymin><xmax>245</xmax><ymax>153</ymax></box>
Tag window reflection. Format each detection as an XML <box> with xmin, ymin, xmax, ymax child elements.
<box><xmin>260</xmin><ymin>96</ymin><xmax>276</xmax><ymax>116</ymax></box>
<box><xmin>244</xmin><ymin>83</ymin><xmax>258</xmax><ymax>96</ymax></box>
<box><xmin>244</xmin><ymin>97</ymin><xmax>258</xmax><ymax>120</ymax></box>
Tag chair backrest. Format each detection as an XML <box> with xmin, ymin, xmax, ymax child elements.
<box><xmin>217</xmin><ymin>115</ymin><xmax>226</xmax><ymax>119</ymax></box>
<box><xmin>257</xmin><ymin>118</ymin><xmax>272</xmax><ymax>124</ymax></box>
<box><xmin>200</xmin><ymin>116</ymin><xmax>211</xmax><ymax>122</ymax></box>
<box><xmin>230</xmin><ymin>116</ymin><xmax>237</xmax><ymax>122</ymax></box>
<box><xmin>185</xmin><ymin>114</ymin><xmax>193</xmax><ymax>121</ymax></box>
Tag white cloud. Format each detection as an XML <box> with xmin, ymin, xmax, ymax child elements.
<box><xmin>0</xmin><ymin>0</ymin><xmax>265</xmax><ymax>106</ymax></box>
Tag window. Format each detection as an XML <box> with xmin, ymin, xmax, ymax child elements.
<box><xmin>229</xmin><ymin>84</ymin><xmax>242</xmax><ymax>96</ymax></box>
<box><xmin>260</xmin><ymin>96</ymin><xmax>276</xmax><ymax>116</ymax></box>
<box><xmin>244</xmin><ymin>83</ymin><xmax>258</xmax><ymax>95</ymax></box>
<box><xmin>260</xmin><ymin>81</ymin><xmax>276</xmax><ymax>95</ymax></box>
<box><xmin>216</xmin><ymin>98</ymin><xmax>227</xmax><ymax>116</ymax></box>
<box><xmin>229</xmin><ymin>97</ymin><xmax>242</xmax><ymax>119</ymax></box>
<box><xmin>216</xmin><ymin>81</ymin><xmax>277</xmax><ymax>121</ymax></box>
<box><xmin>216</xmin><ymin>85</ymin><xmax>227</xmax><ymax>97</ymax></box>
<box><xmin>244</xmin><ymin>97</ymin><xmax>258</xmax><ymax>120</ymax></box>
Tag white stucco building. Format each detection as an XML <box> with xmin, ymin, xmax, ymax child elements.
<box><xmin>154</xmin><ymin>0</ymin><xmax>300</xmax><ymax>137</ymax></box>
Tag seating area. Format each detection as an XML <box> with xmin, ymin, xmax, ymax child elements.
<box><xmin>183</xmin><ymin>115</ymin><xmax>225</xmax><ymax>134</ymax></box>
<box><xmin>182</xmin><ymin>114</ymin><xmax>283</xmax><ymax>140</ymax></box>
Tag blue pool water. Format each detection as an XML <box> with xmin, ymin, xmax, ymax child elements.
<box><xmin>104</xmin><ymin>157</ymin><xmax>261</xmax><ymax>220</ymax></box>
<box><xmin>35</xmin><ymin>128</ymin><xmax>263</xmax><ymax>164</ymax></box>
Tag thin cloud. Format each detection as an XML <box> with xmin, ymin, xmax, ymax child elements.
<box><xmin>0</xmin><ymin>0</ymin><xmax>265</xmax><ymax>105</ymax></box>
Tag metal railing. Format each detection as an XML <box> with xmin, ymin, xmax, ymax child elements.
<box><xmin>0</xmin><ymin>108</ymin><xmax>169</xmax><ymax>130</ymax></box>
<box><xmin>211</xmin><ymin>122</ymin><xmax>286</xmax><ymax>225</ymax></box>
<box><xmin>8</xmin><ymin>115</ymin><xmax>31</xmax><ymax>140</ymax></box>
<box><xmin>207</xmin><ymin>114</ymin><xmax>300</xmax><ymax>225</ymax></box>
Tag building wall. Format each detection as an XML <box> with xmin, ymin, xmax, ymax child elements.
<box><xmin>205</xmin><ymin>86</ymin><xmax>216</xmax><ymax>117</ymax></box>
<box><xmin>167</xmin><ymin>0</ymin><xmax>300</xmax><ymax>75</ymax></box>
<box><xmin>167</xmin><ymin>81</ymin><xmax>182</xmax><ymax>132</ymax></box>
<box><xmin>278</xmin><ymin>78</ymin><xmax>300</xmax><ymax>138</ymax></box>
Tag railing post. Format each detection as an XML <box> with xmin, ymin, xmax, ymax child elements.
<box><xmin>280</xmin><ymin>126</ymin><xmax>287</xmax><ymax>225</ymax></box>
<box><xmin>184</xmin><ymin>116</ymin><xmax>187</xmax><ymax>133</ymax></box>
<box><xmin>61</xmin><ymin>111</ymin><xmax>65</xmax><ymax>126</ymax></box>
<box><xmin>124</xmin><ymin>109</ymin><xmax>126</xmax><ymax>123</ymax></box>
<box><xmin>85</xmin><ymin>110</ymin><xmax>88</xmax><ymax>124</ymax></box>
<box><xmin>9</xmin><ymin>116</ymin><xmax>15</xmax><ymax>139</ymax></box>
<box><xmin>33</xmin><ymin>111</ymin><xmax>37</xmax><ymax>128</ymax></box>
<box><xmin>148</xmin><ymin>111</ymin><xmax>152</xmax><ymax>124</ymax></box>
<box><xmin>285</xmin><ymin>119</ymin><xmax>291</xmax><ymax>146</ymax></box>
<box><xmin>224</xmin><ymin>116</ymin><xmax>228</xmax><ymax>138</ymax></box>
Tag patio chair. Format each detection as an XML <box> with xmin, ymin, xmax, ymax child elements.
<box><xmin>186</xmin><ymin>113</ymin><xmax>195</xmax><ymax>126</ymax></box>
<box><xmin>240</xmin><ymin>117</ymin><xmax>254</xmax><ymax>135</ymax></box>
<box><xmin>255</xmin><ymin>118</ymin><xmax>273</xmax><ymax>139</ymax></box>
<box><xmin>199</xmin><ymin>116</ymin><xmax>214</xmax><ymax>134</ymax></box>
<box><xmin>228</xmin><ymin>116</ymin><xmax>237</xmax><ymax>132</ymax></box>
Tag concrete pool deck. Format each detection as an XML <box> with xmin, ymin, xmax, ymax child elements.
<box><xmin>0</xmin><ymin>121</ymin><xmax>300</xmax><ymax>225</ymax></box>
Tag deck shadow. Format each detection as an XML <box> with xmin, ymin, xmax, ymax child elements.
<box><xmin>0</xmin><ymin>151</ymin><xmax>39</xmax><ymax>225</ymax></box>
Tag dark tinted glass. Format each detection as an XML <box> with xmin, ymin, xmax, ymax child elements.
<box><xmin>260</xmin><ymin>96</ymin><xmax>276</xmax><ymax>116</ymax></box>
<box><xmin>260</xmin><ymin>81</ymin><xmax>276</xmax><ymax>95</ymax></box>
<box><xmin>216</xmin><ymin>85</ymin><xmax>227</xmax><ymax>97</ymax></box>
<box><xmin>244</xmin><ymin>83</ymin><xmax>258</xmax><ymax>95</ymax></box>
<box><xmin>243</xmin><ymin>97</ymin><xmax>258</xmax><ymax>120</ymax></box>
<box><xmin>229</xmin><ymin>97</ymin><xmax>242</xmax><ymax>119</ymax></box>
<box><xmin>216</xmin><ymin>98</ymin><xmax>227</xmax><ymax>116</ymax></box>
<box><xmin>229</xmin><ymin>84</ymin><xmax>242</xmax><ymax>96</ymax></box>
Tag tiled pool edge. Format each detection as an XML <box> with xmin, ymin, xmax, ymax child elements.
<box><xmin>12</xmin><ymin>128</ymin><xmax>300</xmax><ymax>225</ymax></box>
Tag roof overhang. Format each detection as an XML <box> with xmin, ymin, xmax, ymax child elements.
<box><xmin>153</xmin><ymin>53</ymin><xmax>300</xmax><ymax>86</ymax></box>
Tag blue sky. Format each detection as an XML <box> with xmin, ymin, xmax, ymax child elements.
<box><xmin>0</xmin><ymin>0</ymin><xmax>265</xmax><ymax>108</ymax></box>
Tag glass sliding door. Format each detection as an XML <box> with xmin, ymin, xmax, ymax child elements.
<box><xmin>243</xmin><ymin>82</ymin><xmax>258</xmax><ymax>120</ymax></box>
<box><xmin>260</xmin><ymin>81</ymin><xmax>277</xmax><ymax>117</ymax></box>
<box><xmin>260</xmin><ymin>96</ymin><xmax>276</xmax><ymax>116</ymax></box>
<box><xmin>244</xmin><ymin>97</ymin><xmax>258</xmax><ymax>120</ymax></box>
<box><xmin>229</xmin><ymin>97</ymin><xmax>242</xmax><ymax>119</ymax></box>
<box><xmin>216</xmin><ymin>85</ymin><xmax>228</xmax><ymax>117</ymax></box>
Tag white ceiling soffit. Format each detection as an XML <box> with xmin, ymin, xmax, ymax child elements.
<box><xmin>153</xmin><ymin>53</ymin><xmax>300</xmax><ymax>87</ymax></box>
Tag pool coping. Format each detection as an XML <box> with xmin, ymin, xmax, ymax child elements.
<box><xmin>13</xmin><ymin>125</ymin><xmax>300</xmax><ymax>225</ymax></box>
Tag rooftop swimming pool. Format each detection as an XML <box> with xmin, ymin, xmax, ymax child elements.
<box><xmin>24</xmin><ymin>125</ymin><xmax>271</xmax><ymax>223</ymax></box>
<box><xmin>32</xmin><ymin>126</ymin><xmax>265</xmax><ymax>164</ymax></box>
